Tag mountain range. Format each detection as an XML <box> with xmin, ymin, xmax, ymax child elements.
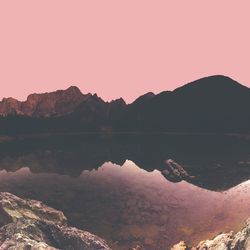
<box><xmin>0</xmin><ymin>75</ymin><xmax>250</xmax><ymax>134</ymax></box>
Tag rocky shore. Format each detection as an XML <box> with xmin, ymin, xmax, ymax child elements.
<box><xmin>0</xmin><ymin>191</ymin><xmax>249</xmax><ymax>250</ymax></box>
<box><xmin>172</xmin><ymin>219</ymin><xmax>250</xmax><ymax>250</ymax></box>
<box><xmin>0</xmin><ymin>192</ymin><xmax>111</xmax><ymax>250</ymax></box>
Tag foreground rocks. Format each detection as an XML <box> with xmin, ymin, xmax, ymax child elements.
<box><xmin>172</xmin><ymin>218</ymin><xmax>250</xmax><ymax>250</ymax></box>
<box><xmin>171</xmin><ymin>241</ymin><xmax>188</xmax><ymax>250</ymax></box>
<box><xmin>0</xmin><ymin>192</ymin><xmax>111</xmax><ymax>250</ymax></box>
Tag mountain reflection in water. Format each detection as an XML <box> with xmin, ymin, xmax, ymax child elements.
<box><xmin>0</xmin><ymin>134</ymin><xmax>250</xmax><ymax>191</ymax></box>
<box><xmin>0</xmin><ymin>160</ymin><xmax>249</xmax><ymax>250</ymax></box>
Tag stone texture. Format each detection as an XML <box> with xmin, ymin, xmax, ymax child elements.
<box><xmin>0</xmin><ymin>192</ymin><xmax>111</xmax><ymax>250</ymax></box>
<box><xmin>0</xmin><ymin>86</ymin><xmax>126</xmax><ymax>118</ymax></box>
<box><xmin>171</xmin><ymin>241</ymin><xmax>188</xmax><ymax>250</ymax></box>
<box><xmin>173</xmin><ymin>218</ymin><xmax>250</xmax><ymax>250</ymax></box>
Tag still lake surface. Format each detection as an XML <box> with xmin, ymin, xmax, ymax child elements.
<box><xmin>0</xmin><ymin>134</ymin><xmax>249</xmax><ymax>249</ymax></box>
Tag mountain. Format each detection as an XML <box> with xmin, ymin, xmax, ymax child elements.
<box><xmin>118</xmin><ymin>75</ymin><xmax>250</xmax><ymax>132</ymax></box>
<box><xmin>0</xmin><ymin>86</ymin><xmax>125</xmax><ymax>118</ymax></box>
<box><xmin>0</xmin><ymin>86</ymin><xmax>126</xmax><ymax>134</ymax></box>
<box><xmin>0</xmin><ymin>75</ymin><xmax>250</xmax><ymax>134</ymax></box>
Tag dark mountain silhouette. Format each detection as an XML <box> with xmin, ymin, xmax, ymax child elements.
<box><xmin>0</xmin><ymin>75</ymin><xmax>250</xmax><ymax>134</ymax></box>
<box><xmin>118</xmin><ymin>75</ymin><xmax>250</xmax><ymax>132</ymax></box>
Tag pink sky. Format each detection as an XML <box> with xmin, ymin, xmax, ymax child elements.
<box><xmin>0</xmin><ymin>1</ymin><xmax>249</xmax><ymax>103</ymax></box>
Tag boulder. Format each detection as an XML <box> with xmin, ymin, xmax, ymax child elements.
<box><xmin>171</xmin><ymin>241</ymin><xmax>188</xmax><ymax>250</ymax></box>
<box><xmin>0</xmin><ymin>192</ymin><xmax>111</xmax><ymax>250</ymax></box>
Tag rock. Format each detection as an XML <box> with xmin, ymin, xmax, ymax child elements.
<box><xmin>20</xmin><ymin>86</ymin><xmax>90</xmax><ymax>117</ymax></box>
<box><xmin>161</xmin><ymin>159</ymin><xmax>191</xmax><ymax>183</ymax></box>
<box><xmin>171</xmin><ymin>241</ymin><xmax>188</xmax><ymax>250</ymax></box>
<box><xmin>173</xmin><ymin>218</ymin><xmax>250</xmax><ymax>250</ymax></box>
<box><xmin>0</xmin><ymin>97</ymin><xmax>23</xmax><ymax>116</ymax></box>
<box><xmin>0</xmin><ymin>86</ymin><xmax>126</xmax><ymax>119</ymax></box>
<box><xmin>229</xmin><ymin>218</ymin><xmax>250</xmax><ymax>250</ymax></box>
<box><xmin>0</xmin><ymin>192</ymin><xmax>111</xmax><ymax>250</ymax></box>
<box><xmin>130</xmin><ymin>245</ymin><xmax>143</xmax><ymax>250</ymax></box>
<box><xmin>195</xmin><ymin>232</ymin><xmax>234</xmax><ymax>250</ymax></box>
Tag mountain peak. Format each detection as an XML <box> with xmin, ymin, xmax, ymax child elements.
<box><xmin>65</xmin><ymin>86</ymin><xmax>82</xmax><ymax>94</ymax></box>
<box><xmin>204</xmin><ymin>75</ymin><xmax>233</xmax><ymax>80</ymax></box>
<box><xmin>2</xmin><ymin>97</ymin><xmax>19</xmax><ymax>103</ymax></box>
<box><xmin>110</xmin><ymin>98</ymin><xmax>126</xmax><ymax>105</ymax></box>
<box><xmin>194</xmin><ymin>75</ymin><xmax>242</xmax><ymax>86</ymax></box>
<box><xmin>174</xmin><ymin>75</ymin><xmax>248</xmax><ymax>95</ymax></box>
<box><xmin>132</xmin><ymin>92</ymin><xmax>155</xmax><ymax>106</ymax></box>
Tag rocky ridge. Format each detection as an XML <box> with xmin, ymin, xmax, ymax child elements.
<box><xmin>0</xmin><ymin>192</ymin><xmax>111</xmax><ymax>250</ymax></box>
<box><xmin>0</xmin><ymin>86</ymin><xmax>126</xmax><ymax>118</ymax></box>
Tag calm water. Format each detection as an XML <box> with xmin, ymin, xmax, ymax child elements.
<box><xmin>0</xmin><ymin>134</ymin><xmax>249</xmax><ymax>249</ymax></box>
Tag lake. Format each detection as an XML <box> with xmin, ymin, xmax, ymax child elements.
<box><xmin>0</xmin><ymin>134</ymin><xmax>249</xmax><ymax>249</ymax></box>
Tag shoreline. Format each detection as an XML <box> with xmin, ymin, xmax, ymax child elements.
<box><xmin>0</xmin><ymin>131</ymin><xmax>250</xmax><ymax>142</ymax></box>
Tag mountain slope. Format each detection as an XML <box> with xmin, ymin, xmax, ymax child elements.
<box><xmin>119</xmin><ymin>75</ymin><xmax>250</xmax><ymax>132</ymax></box>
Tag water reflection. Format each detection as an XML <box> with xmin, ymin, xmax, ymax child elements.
<box><xmin>0</xmin><ymin>134</ymin><xmax>250</xmax><ymax>191</ymax></box>
<box><xmin>0</xmin><ymin>160</ymin><xmax>249</xmax><ymax>249</ymax></box>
